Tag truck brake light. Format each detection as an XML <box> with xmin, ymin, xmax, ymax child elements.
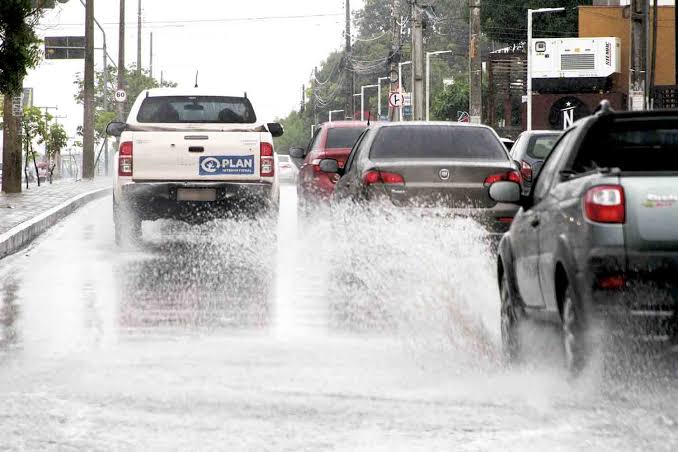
<box><xmin>584</xmin><ymin>185</ymin><xmax>625</xmax><ymax>224</ymax></box>
<box><xmin>118</xmin><ymin>141</ymin><xmax>133</xmax><ymax>177</ymax></box>
<box><xmin>260</xmin><ymin>142</ymin><xmax>274</xmax><ymax>177</ymax></box>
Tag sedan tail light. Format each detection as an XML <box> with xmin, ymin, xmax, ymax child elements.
<box><xmin>362</xmin><ymin>170</ymin><xmax>405</xmax><ymax>186</ymax></box>
<box><xmin>584</xmin><ymin>185</ymin><xmax>625</xmax><ymax>224</ymax></box>
<box><xmin>118</xmin><ymin>141</ymin><xmax>133</xmax><ymax>177</ymax></box>
<box><xmin>260</xmin><ymin>142</ymin><xmax>274</xmax><ymax>177</ymax></box>
<box><xmin>484</xmin><ymin>170</ymin><xmax>522</xmax><ymax>187</ymax></box>
<box><xmin>520</xmin><ymin>161</ymin><xmax>533</xmax><ymax>182</ymax></box>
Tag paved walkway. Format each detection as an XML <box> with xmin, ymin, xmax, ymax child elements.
<box><xmin>0</xmin><ymin>178</ymin><xmax>112</xmax><ymax>235</ymax></box>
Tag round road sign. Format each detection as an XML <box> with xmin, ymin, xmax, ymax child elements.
<box><xmin>114</xmin><ymin>89</ymin><xmax>127</xmax><ymax>103</ymax></box>
<box><xmin>388</xmin><ymin>92</ymin><xmax>404</xmax><ymax>108</ymax></box>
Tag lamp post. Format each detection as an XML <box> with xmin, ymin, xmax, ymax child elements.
<box><xmin>398</xmin><ymin>61</ymin><xmax>412</xmax><ymax>121</ymax></box>
<box><xmin>377</xmin><ymin>76</ymin><xmax>389</xmax><ymax>119</ymax></box>
<box><xmin>426</xmin><ymin>50</ymin><xmax>454</xmax><ymax>121</ymax></box>
<box><xmin>360</xmin><ymin>84</ymin><xmax>379</xmax><ymax>121</ymax></box>
<box><xmin>329</xmin><ymin>110</ymin><xmax>344</xmax><ymax>122</ymax></box>
<box><xmin>527</xmin><ymin>7</ymin><xmax>565</xmax><ymax>130</ymax></box>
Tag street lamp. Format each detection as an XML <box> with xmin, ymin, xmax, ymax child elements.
<box><xmin>329</xmin><ymin>110</ymin><xmax>344</xmax><ymax>122</ymax></box>
<box><xmin>527</xmin><ymin>7</ymin><xmax>565</xmax><ymax>130</ymax></box>
<box><xmin>360</xmin><ymin>84</ymin><xmax>379</xmax><ymax>121</ymax></box>
<box><xmin>399</xmin><ymin>61</ymin><xmax>412</xmax><ymax>121</ymax></box>
<box><xmin>426</xmin><ymin>50</ymin><xmax>454</xmax><ymax>122</ymax></box>
<box><xmin>377</xmin><ymin>76</ymin><xmax>389</xmax><ymax>119</ymax></box>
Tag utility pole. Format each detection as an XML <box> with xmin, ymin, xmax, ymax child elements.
<box><xmin>82</xmin><ymin>0</ymin><xmax>95</xmax><ymax>179</ymax></box>
<box><xmin>117</xmin><ymin>0</ymin><xmax>126</xmax><ymax>121</ymax></box>
<box><xmin>344</xmin><ymin>0</ymin><xmax>353</xmax><ymax>119</ymax></box>
<box><xmin>630</xmin><ymin>0</ymin><xmax>646</xmax><ymax>110</ymax></box>
<box><xmin>312</xmin><ymin>67</ymin><xmax>318</xmax><ymax>125</ymax></box>
<box><xmin>388</xmin><ymin>0</ymin><xmax>401</xmax><ymax>121</ymax></box>
<box><xmin>469</xmin><ymin>0</ymin><xmax>482</xmax><ymax>124</ymax></box>
<box><xmin>137</xmin><ymin>0</ymin><xmax>142</xmax><ymax>74</ymax></box>
<box><xmin>411</xmin><ymin>0</ymin><xmax>425</xmax><ymax>121</ymax></box>
<box><xmin>149</xmin><ymin>32</ymin><xmax>154</xmax><ymax>79</ymax></box>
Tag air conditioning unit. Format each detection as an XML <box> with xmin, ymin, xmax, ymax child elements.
<box><xmin>532</xmin><ymin>37</ymin><xmax>621</xmax><ymax>93</ymax></box>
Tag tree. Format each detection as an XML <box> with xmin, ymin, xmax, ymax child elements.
<box><xmin>431</xmin><ymin>79</ymin><xmax>469</xmax><ymax>122</ymax></box>
<box><xmin>20</xmin><ymin>106</ymin><xmax>44</xmax><ymax>188</ymax></box>
<box><xmin>1</xmin><ymin>0</ymin><xmax>43</xmax><ymax>193</ymax></box>
<box><xmin>41</xmin><ymin>121</ymin><xmax>68</xmax><ymax>183</ymax></box>
<box><xmin>481</xmin><ymin>0</ymin><xmax>591</xmax><ymax>45</ymax></box>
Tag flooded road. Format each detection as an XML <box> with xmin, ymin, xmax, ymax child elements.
<box><xmin>0</xmin><ymin>186</ymin><xmax>676</xmax><ymax>451</ymax></box>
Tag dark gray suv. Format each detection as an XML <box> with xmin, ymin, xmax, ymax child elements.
<box><xmin>319</xmin><ymin>122</ymin><xmax>521</xmax><ymax>236</ymax></box>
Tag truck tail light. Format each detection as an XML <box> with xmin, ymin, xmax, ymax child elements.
<box><xmin>260</xmin><ymin>142</ymin><xmax>274</xmax><ymax>177</ymax></box>
<box><xmin>520</xmin><ymin>161</ymin><xmax>533</xmax><ymax>182</ymax></box>
<box><xmin>118</xmin><ymin>141</ymin><xmax>133</xmax><ymax>177</ymax></box>
<box><xmin>362</xmin><ymin>170</ymin><xmax>405</xmax><ymax>186</ymax></box>
<box><xmin>584</xmin><ymin>185</ymin><xmax>625</xmax><ymax>224</ymax></box>
<box><xmin>484</xmin><ymin>170</ymin><xmax>522</xmax><ymax>187</ymax></box>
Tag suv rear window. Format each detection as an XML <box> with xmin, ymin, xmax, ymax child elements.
<box><xmin>576</xmin><ymin>120</ymin><xmax>678</xmax><ymax>172</ymax></box>
<box><xmin>325</xmin><ymin>128</ymin><xmax>365</xmax><ymax>149</ymax></box>
<box><xmin>527</xmin><ymin>134</ymin><xmax>560</xmax><ymax>159</ymax></box>
<box><xmin>370</xmin><ymin>125</ymin><xmax>508</xmax><ymax>160</ymax></box>
<box><xmin>137</xmin><ymin>96</ymin><xmax>257</xmax><ymax>124</ymax></box>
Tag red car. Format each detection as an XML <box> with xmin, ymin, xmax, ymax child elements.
<box><xmin>292</xmin><ymin>121</ymin><xmax>368</xmax><ymax>214</ymax></box>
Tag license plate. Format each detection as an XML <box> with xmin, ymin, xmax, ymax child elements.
<box><xmin>177</xmin><ymin>188</ymin><xmax>217</xmax><ymax>202</ymax></box>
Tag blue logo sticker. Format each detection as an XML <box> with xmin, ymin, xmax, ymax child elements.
<box><xmin>199</xmin><ymin>155</ymin><xmax>255</xmax><ymax>176</ymax></box>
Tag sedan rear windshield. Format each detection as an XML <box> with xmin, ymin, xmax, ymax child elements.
<box><xmin>527</xmin><ymin>134</ymin><xmax>561</xmax><ymax>159</ymax></box>
<box><xmin>136</xmin><ymin>96</ymin><xmax>257</xmax><ymax>124</ymax></box>
<box><xmin>370</xmin><ymin>126</ymin><xmax>508</xmax><ymax>160</ymax></box>
<box><xmin>576</xmin><ymin>120</ymin><xmax>678</xmax><ymax>172</ymax></box>
<box><xmin>325</xmin><ymin>128</ymin><xmax>366</xmax><ymax>149</ymax></box>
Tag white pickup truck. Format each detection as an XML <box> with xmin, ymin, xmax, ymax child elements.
<box><xmin>106</xmin><ymin>88</ymin><xmax>283</xmax><ymax>244</ymax></box>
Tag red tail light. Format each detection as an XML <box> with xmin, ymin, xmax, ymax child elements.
<box><xmin>118</xmin><ymin>141</ymin><xmax>133</xmax><ymax>177</ymax></box>
<box><xmin>597</xmin><ymin>275</ymin><xmax>626</xmax><ymax>290</ymax></box>
<box><xmin>484</xmin><ymin>170</ymin><xmax>522</xmax><ymax>187</ymax></box>
<box><xmin>260</xmin><ymin>142</ymin><xmax>274</xmax><ymax>177</ymax></box>
<box><xmin>362</xmin><ymin>170</ymin><xmax>405</xmax><ymax>186</ymax></box>
<box><xmin>520</xmin><ymin>161</ymin><xmax>533</xmax><ymax>182</ymax></box>
<box><xmin>584</xmin><ymin>185</ymin><xmax>625</xmax><ymax>224</ymax></box>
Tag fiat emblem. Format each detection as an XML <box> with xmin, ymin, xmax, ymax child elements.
<box><xmin>439</xmin><ymin>169</ymin><xmax>450</xmax><ymax>181</ymax></box>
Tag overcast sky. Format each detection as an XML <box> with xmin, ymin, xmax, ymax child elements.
<box><xmin>24</xmin><ymin>0</ymin><xmax>364</xmax><ymax>141</ymax></box>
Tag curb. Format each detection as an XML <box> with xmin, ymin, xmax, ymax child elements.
<box><xmin>0</xmin><ymin>187</ymin><xmax>112</xmax><ymax>260</ymax></box>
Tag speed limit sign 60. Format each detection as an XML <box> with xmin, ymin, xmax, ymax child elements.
<box><xmin>114</xmin><ymin>89</ymin><xmax>127</xmax><ymax>103</ymax></box>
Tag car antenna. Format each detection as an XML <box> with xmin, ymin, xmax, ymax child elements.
<box><xmin>194</xmin><ymin>71</ymin><xmax>199</xmax><ymax>88</ymax></box>
<box><xmin>367</xmin><ymin>112</ymin><xmax>371</xmax><ymax>127</ymax></box>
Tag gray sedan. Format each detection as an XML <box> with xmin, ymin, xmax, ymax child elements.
<box><xmin>320</xmin><ymin>122</ymin><xmax>521</xmax><ymax>236</ymax></box>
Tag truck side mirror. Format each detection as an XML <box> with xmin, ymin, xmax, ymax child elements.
<box><xmin>267</xmin><ymin>123</ymin><xmax>284</xmax><ymax>138</ymax></box>
<box><xmin>106</xmin><ymin>121</ymin><xmax>127</xmax><ymax>138</ymax></box>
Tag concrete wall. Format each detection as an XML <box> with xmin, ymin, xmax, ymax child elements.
<box><xmin>579</xmin><ymin>5</ymin><xmax>676</xmax><ymax>92</ymax></box>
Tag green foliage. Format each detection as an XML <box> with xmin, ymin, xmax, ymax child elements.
<box><xmin>0</xmin><ymin>0</ymin><xmax>42</xmax><ymax>95</ymax></box>
<box><xmin>481</xmin><ymin>0</ymin><xmax>591</xmax><ymax>45</ymax></box>
<box><xmin>74</xmin><ymin>64</ymin><xmax>177</xmax><ymax>135</ymax></box>
<box><xmin>431</xmin><ymin>78</ymin><xmax>469</xmax><ymax>121</ymax></box>
<box><xmin>274</xmin><ymin>110</ymin><xmax>311</xmax><ymax>153</ymax></box>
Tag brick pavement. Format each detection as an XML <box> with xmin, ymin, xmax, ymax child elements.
<box><xmin>0</xmin><ymin>178</ymin><xmax>112</xmax><ymax>235</ymax></box>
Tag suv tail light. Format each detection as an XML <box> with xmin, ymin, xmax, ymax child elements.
<box><xmin>362</xmin><ymin>170</ymin><xmax>405</xmax><ymax>186</ymax></box>
<box><xmin>584</xmin><ymin>185</ymin><xmax>625</xmax><ymax>224</ymax></box>
<box><xmin>520</xmin><ymin>161</ymin><xmax>533</xmax><ymax>182</ymax></box>
<box><xmin>118</xmin><ymin>141</ymin><xmax>133</xmax><ymax>177</ymax></box>
<box><xmin>260</xmin><ymin>142</ymin><xmax>274</xmax><ymax>177</ymax></box>
<box><xmin>484</xmin><ymin>170</ymin><xmax>522</xmax><ymax>187</ymax></box>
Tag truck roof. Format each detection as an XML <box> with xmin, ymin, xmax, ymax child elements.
<box><xmin>141</xmin><ymin>88</ymin><xmax>251</xmax><ymax>98</ymax></box>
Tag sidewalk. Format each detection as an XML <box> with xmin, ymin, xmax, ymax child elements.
<box><xmin>0</xmin><ymin>178</ymin><xmax>112</xmax><ymax>258</ymax></box>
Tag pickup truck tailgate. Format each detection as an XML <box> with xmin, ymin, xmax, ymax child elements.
<box><xmin>132</xmin><ymin>131</ymin><xmax>261</xmax><ymax>181</ymax></box>
<box><xmin>622</xmin><ymin>177</ymin><xmax>678</xmax><ymax>251</ymax></box>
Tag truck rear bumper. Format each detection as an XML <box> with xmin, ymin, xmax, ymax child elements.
<box><xmin>576</xmin><ymin>250</ymin><xmax>678</xmax><ymax>338</ymax></box>
<box><xmin>118</xmin><ymin>181</ymin><xmax>274</xmax><ymax>221</ymax></box>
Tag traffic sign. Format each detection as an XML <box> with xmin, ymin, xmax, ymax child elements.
<box><xmin>114</xmin><ymin>89</ymin><xmax>128</xmax><ymax>103</ymax></box>
<box><xmin>388</xmin><ymin>92</ymin><xmax>404</xmax><ymax>108</ymax></box>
